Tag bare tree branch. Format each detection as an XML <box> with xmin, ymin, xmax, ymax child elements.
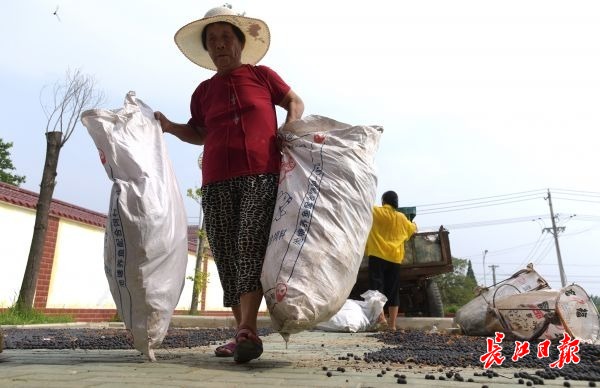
<box><xmin>40</xmin><ymin>68</ymin><xmax>104</xmax><ymax>146</ymax></box>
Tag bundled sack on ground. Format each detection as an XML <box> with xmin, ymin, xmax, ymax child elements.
<box><xmin>81</xmin><ymin>91</ymin><xmax>188</xmax><ymax>361</ymax></box>
<box><xmin>489</xmin><ymin>283</ymin><xmax>599</xmax><ymax>343</ymax></box>
<box><xmin>315</xmin><ymin>290</ymin><xmax>388</xmax><ymax>333</ymax></box>
<box><xmin>455</xmin><ymin>263</ymin><xmax>550</xmax><ymax>337</ymax></box>
<box><xmin>455</xmin><ymin>264</ymin><xmax>600</xmax><ymax>343</ymax></box>
<box><xmin>261</xmin><ymin>115</ymin><xmax>382</xmax><ymax>340</ymax></box>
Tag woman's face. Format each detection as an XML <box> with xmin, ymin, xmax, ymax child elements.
<box><xmin>205</xmin><ymin>23</ymin><xmax>244</xmax><ymax>73</ymax></box>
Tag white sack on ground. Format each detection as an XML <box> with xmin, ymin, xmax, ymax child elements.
<box><xmin>455</xmin><ymin>263</ymin><xmax>600</xmax><ymax>343</ymax></box>
<box><xmin>492</xmin><ymin>284</ymin><xmax>600</xmax><ymax>343</ymax></box>
<box><xmin>81</xmin><ymin>91</ymin><xmax>188</xmax><ymax>361</ymax></box>
<box><xmin>261</xmin><ymin>115</ymin><xmax>382</xmax><ymax>339</ymax></box>
<box><xmin>455</xmin><ymin>264</ymin><xmax>550</xmax><ymax>337</ymax></box>
<box><xmin>315</xmin><ymin>299</ymin><xmax>370</xmax><ymax>333</ymax></box>
<box><xmin>359</xmin><ymin>289</ymin><xmax>389</xmax><ymax>328</ymax></box>
<box><xmin>315</xmin><ymin>290</ymin><xmax>388</xmax><ymax>333</ymax></box>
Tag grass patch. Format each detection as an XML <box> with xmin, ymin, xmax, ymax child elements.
<box><xmin>444</xmin><ymin>304</ymin><xmax>460</xmax><ymax>316</ymax></box>
<box><xmin>0</xmin><ymin>307</ymin><xmax>74</xmax><ymax>325</ymax></box>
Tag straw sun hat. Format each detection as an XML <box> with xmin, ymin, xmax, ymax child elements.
<box><xmin>174</xmin><ymin>5</ymin><xmax>270</xmax><ymax>71</ymax></box>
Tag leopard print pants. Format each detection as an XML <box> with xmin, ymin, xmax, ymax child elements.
<box><xmin>201</xmin><ymin>174</ymin><xmax>278</xmax><ymax>307</ymax></box>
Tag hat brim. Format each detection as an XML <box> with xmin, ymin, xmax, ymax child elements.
<box><xmin>174</xmin><ymin>14</ymin><xmax>270</xmax><ymax>71</ymax></box>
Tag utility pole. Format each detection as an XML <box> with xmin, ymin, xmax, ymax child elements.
<box><xmin>482</xmin><ymin>249</ymin><xmax>488</xmax><ymax>287</ymax></box>
<box><xmin>488</xmin><ymin>264</ymin><xmax>499</xmax><ymax>286</ymax></box>
<box><xmin>544</xmin><ymin>189</ymin><xmax>567</xmax><ymax>287</ymax></box>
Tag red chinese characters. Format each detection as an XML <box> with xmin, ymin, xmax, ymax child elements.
<box><xmin>549</xmin><ymin>333</ymin><xmax>580</xmax><ymax>369</ymax></box>
<box><xmin>537</xmin><ymin>339</ymin><xmax>551</xmax><ymax>358</ymax></box>
<box><xmin>480</xmin><ymin>332</ymin><xmax>506</xmax><ymax>368</ymax></box>
<box><xmin>480</xmin><ymin>332</ymin><xmax>581</xmax><ymax>369</ymax></box>
<box><xmin>512</xmin><ymin>340</ymin><xmax>530</xmax><ymax>362</ymax></box>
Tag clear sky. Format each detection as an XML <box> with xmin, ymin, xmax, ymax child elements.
<box><xmin>1</xmin><ymin>0</ymin><xmax>599</xmax><ymax>298</ymax></box>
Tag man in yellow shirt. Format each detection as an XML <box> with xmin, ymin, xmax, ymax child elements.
<box><xmin>365</xmin><ymin>191</ymin><xmax>417</xmax><ymax>330</ymax></box>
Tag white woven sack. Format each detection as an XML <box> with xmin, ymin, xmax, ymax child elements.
<box><xmin>455</xmin><ymin>264</ymin><xmax>550</xmax><ymax>337</ymax></box>
<box><xmin>261</xmin><ymin>115</ymin><xmax>382</xmax><ymax>339</ymax></box>
<box><xmin>81</xmin><ymin>91</ymin><xmax>188</xmax><ymax>361</ymax></box>
<box><xmin>315</xmin><ymin>290</ymin><xmax>388</xmax><ymax>333</ymax></box>
<box><xmin>314</xmin><ymin>299</ymin><xmax>370</xmax><ymax>333</ymax></box>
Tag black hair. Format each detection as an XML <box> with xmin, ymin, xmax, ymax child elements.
<box><xmin>201</xmin><ymin>22</ymin><xmax>246</xmax><ymax>50</ymax></box>
<box><xmin>381</xmin><ymin>191</ymin><xmax>399</xmax><ymax>209</ymax></box>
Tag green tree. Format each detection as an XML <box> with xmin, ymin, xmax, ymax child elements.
<box><xmin>0</xmin><ymin>138</ymin><xmax>26</xmax><ymax>186</ymax></box>
<box><xmin>466</xmin><ymin>259</ymin><xmax>477</xmax><ymax>283</ymax></box>
<box><xmin>187</xmin><ymin>186</ymin><xmax>210</xmax><ymax>315</ymax></box>
<box><xmin>591</xmin><ymin>294</ymin><xmax>600</xmax><ymax>312</ymax></box>
<box><xmin>436</xmin><ymin>257</ymin><xmax>477</xmax><ymax>313</ymax></box>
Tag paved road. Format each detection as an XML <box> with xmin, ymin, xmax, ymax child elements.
<box><xmin>0</xmin><ymin>328</ymin><xmax>592</xmax><ymax>388</ymax></box>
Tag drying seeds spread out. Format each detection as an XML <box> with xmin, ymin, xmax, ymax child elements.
<box><xmin>362</xmin><ymin>330</ymin><xmax>600</xmax><ymax>382</ymax></box>
<box><xmin>2</xmin><ymin>328</ymin><xmax>271</xmax><ymax>350</ymax></box>
<box><xmin>3</xmin><ymin>328</ymin><xmax>600</xmax><ymax>384</ymax></box>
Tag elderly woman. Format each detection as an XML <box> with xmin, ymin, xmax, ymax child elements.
<box><xmin>155</xmin><ymin>6</ymin><xmax>303</xmax><ymax>363</ymax></box>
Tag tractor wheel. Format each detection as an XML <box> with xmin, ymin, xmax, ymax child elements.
<box><xmin>426</xmin><ymin>280</ymin><xmax>444</xmax><ymax>317</ymax></box>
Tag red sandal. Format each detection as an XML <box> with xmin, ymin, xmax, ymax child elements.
<box><xmin>214</xmin><ymin>341</ymin><xmax>236</xmax><ymax>357</ymax></box>
<box><xmin>233</xmin><ymin>326</ymin><xmax>263</xmax><ymax>363</ymax></box>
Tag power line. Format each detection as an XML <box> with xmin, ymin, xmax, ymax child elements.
<box><xmin>517</xmin><ymin>231</ymin><xmax>550</xmax><ymax>269</ymax></box>
<box><xmin>415</xmin><ymin>189</ymin><xmax>547</xmax><ymax>208</ymax></box>
<box><xmin>529</xmin><ymin>239</ymin><xmax>556</xmax><ymax>268</ymax></box>
<box><xmin>479</xmin><ymin>263</ymin><xmax>600</xmax><ymax>268</ymax></box>
<box><xmin>422</xmin><ymin>214</ymin><xmax>550</xmax><ymax>230</ymax></box>
<box><xmin>574</xmin><ymin>214</ymin><xmax>600</xmax><ymax>221</ymax></box>
<box><xmin>426</xmin><ymin>212</ymin><xmax>599</xmax><ymax>230</ymax></box>
<box><xmin>547</xmin><ymin>188</ymin><xmax>600</xmax><ymax>205</ymax></box>
<box><xmin>460</xmin><ymin>236</ymin><xmax>549</xmax><ymax>260</ymax></box>
<box><xmin>552</xmin><ymin>197</ymin><xmax>600</xmax><ymax>204</ymax></box>
<box><xmin>494</xmin><ymin>274</ymin><xmax>600</xmax><ymax>280</ymax></box>
<box><xmin>418</xmin><ymin>195</ymin><xmax>545</xmax><ymax>214</ymax></box>
<box><xmin>186</xmin><ymin>189</ymin><xmax>600</xmax><ymax>223</ymax></box>
<box><xmin>461</xmin><ymin>212</ymin><xmax>594</xmax><ymax>276</ymax></box>
<box><xmin>563</xmin><ymin>224</ymin><xmax>600</xmax><ymax>236</ymax></box>
<box><xmin>458</xmin><ymin>223</ymin><xmax>600</xmax><ymax>277</ymax></box>
<box><xmin>412</xmin><ymin>188</ymin><xmax>599</xmax><ymax>216</ymax></box>
<box><xmin>422</xmin><ymin>214</ymin><xmax>600</xmax><ymax>236</ymax></box>
<box><xmin>550</xmin><ymin>188</ymin><xmax>600</xmax><ymax>197</ymax></box>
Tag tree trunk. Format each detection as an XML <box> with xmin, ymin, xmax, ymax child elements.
<box><xmin>15</xmin><ymin>131</ymin><xmax>62</xmax><ymax>311</ymax></box>
<box><xmin>189</xmin><ymin>220</ymin><xmax>206</xmax><ymax>315</ymax></box>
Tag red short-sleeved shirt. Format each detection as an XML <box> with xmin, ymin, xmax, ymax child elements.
<box><xmin>188</xmin><ymin>64</ymin><xmax>291</xmax><ymax>185</ymax></box>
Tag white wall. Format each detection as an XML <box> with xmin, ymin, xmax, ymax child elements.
<box><xmin>47</xmin><ymin>219</ymin><xmax>113</xmax><ymax>308</ymax></box>
<box><xmin>203</xmin><ymin>258</ymin><xmax>268</xmax><ymax>312</ymax></box>
<box><xmin>204</xmin><ymin>258</ymin><xmax>227</xmax><ymax>311</ymax></box>
<box><xmin>47</xmin><ymin>218</ymin><xmax>199</xmax><ymax>310</ymax></box>
<box><xmin>178</xmin><ymin>251</ymin><xmax>197</xmax><ymax>311</ymax></box>
<box><xmin>0</xmin><ymin>204</ymin><xmax>35</xmax><ymax>307</ymax></box>
<box><xmin>1</xmin><ymin>201</ymin><xmax>266</xmax><ymax>314</ymax></box>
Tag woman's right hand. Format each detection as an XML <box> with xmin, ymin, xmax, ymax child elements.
<box><xmin>152</xmin><ymin>113</ymin><xmax>205</xmax><ymax>145</ymax></box>
<box><xmin>154</xmin><ymin>111</ymin><xmax>170</xmax><ymax>133</ymax></box>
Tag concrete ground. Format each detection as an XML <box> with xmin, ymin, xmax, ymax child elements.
<box><xmin>0</xmin><ymin>317</ymin><xmax>593</xmax><ymax>387</ymax></box>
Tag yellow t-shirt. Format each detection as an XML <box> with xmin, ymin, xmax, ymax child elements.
<box><xmin>365</xmin><ymin>204</ymin><xmax>417</xmax><ymax>264</ymax></box>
